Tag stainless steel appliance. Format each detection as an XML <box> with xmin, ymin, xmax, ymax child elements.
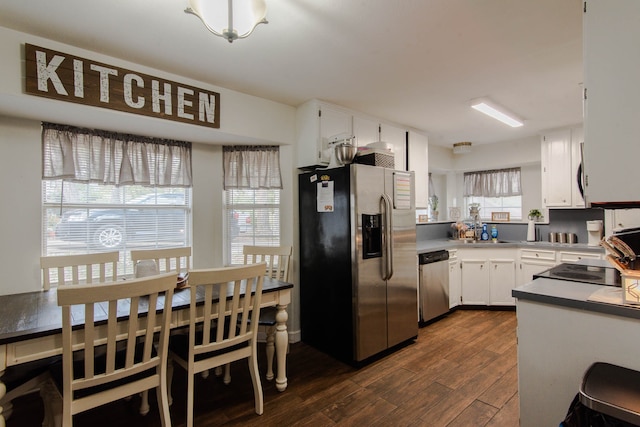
<box><xmin>419</xmin><ymin>249</ymin><xmax>450</xmax><ymax>323</ymax></box>
<box><xmin>299</xmin><ymin>163</ymin><xmax>417</xmax><ymax>363</ymax></box>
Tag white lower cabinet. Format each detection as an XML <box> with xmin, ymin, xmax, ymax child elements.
<box><xmin>518</xmin><ymin>249</ymin><xmax>557</xmax><ymax>285</ymax></box>
<box><xmin>459</xmin><ymin>248</ymin><xmax>516</xmax><ymax>306</ymax></box>
<box><xmin>448</xmin><ymin>249</ymin><xmax>461</xmax><ymax>308</ymax></box>
<box><xmin>461</xmin><ymin>258</ymin><xmax>489</xmax><ymax>305</ymax></box>
<box><xmin>556</xmin><ymin>250</ymin><xmax>602</xmax><ymax>263</ymax></box>
<box><xmin>489</xmin><ymin>258</ymin><xmax>517</xmax><ymax>305</ymax></box>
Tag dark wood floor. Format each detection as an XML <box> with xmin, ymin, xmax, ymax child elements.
<box><xmin>7</xmin><ymin>309</ymin><xmax>519</xmax><ymax>427</ymax></box>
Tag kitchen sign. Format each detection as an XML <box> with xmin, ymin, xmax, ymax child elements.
<box><xmin>24</xmin><ymin>43</ymin><xmax>220</xmax><ymax>128</ymax></box>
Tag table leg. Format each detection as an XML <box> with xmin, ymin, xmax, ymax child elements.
<box><xmin>0</xmin><ymin>345</ymin><xmax>5</xmax><ymax>427</ymax></box>
<box><xmin>0</xmin><ymin>385</ymin><xmax>5</xmax><ymax>427</ymax></box>
<box><xmin>274</xmin><ymin>304</ymin><xmax>288</xmax><ymax>392</ymax></box>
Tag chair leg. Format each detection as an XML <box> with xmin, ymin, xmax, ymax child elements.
<box><xmin>186</xmin><ymin>372</ymin><xmax>195</xmax><ymax>427</ymax></box>
<box><xmin>167</xmin><ymin>358</ymin><xmax>174</xmax><ymax>406</ymax></box>
<box><xmin>265</xmin><ymin>325</ymin><xmax>276</xmax><ymax>381</ymax></box>
<box><xmin>223</xmin><ymin>364</ymin><xmax>231</xmax><ymax>385</ymax></box>
<box><xmin>248</xmin><ymin>350</ymin><xmax>264</xmax><ymax>415</ymax></box>
<box><xmin>41</xmin><ymin>378</ymin><xmax>62</xmax><ymax>427</ymax></box>
<box><xmin>156</xmin><ymin>374</ymin><xmax>171</xmax><ymax>427</ymax></box>
<box><xmin>139</xmin><ymin>390</ymin><xmax>149</xmax><ymax>415</ymax></box>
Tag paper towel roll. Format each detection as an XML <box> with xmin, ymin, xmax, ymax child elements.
<box><xmin>527</xmin><ymin>220</ymin><xmax>536</xmax><ymax>242</ymax></box>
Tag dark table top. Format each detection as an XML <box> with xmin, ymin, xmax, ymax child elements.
<box><xmin>0</xmin><ymin>277</ymin><xmax>293</xmax><ymax>346</ymax></box>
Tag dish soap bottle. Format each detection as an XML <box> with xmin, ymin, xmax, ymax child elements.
<box><xmin>491</xmin><ymin>225</ymin><xmax>498</xmax><ymax>242</ymax></box>
<box><xmin>481</xmin><ymin>224</ymin><xmax>489</xmax><ymax>241</ymax></box>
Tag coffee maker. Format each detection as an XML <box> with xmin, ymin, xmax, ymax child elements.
<box><xmin>587</xmin><ymin>220</ymin><xmax>603</xmax><ymax>246</ymax></box>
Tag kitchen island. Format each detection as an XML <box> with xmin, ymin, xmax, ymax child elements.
<box><xmin>513</xmin><ymin>275</ymin><xmax>640</xmax><ymax>427</ymax></box>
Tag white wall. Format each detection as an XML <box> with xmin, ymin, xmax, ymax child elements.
<box><xmin>0</xmin><ymin>116</ymin><xmax>43</xmax><ymax>294</ymax></box>
<box><xmin>0</xmin><ymin>26</ymin><xmax>296</xmax><ymax>146</ymax></box>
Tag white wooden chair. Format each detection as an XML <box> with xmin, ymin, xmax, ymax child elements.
<box><xmin>168</xmin><ymin>263</ymin><xmax>266</xmax><ymax>427</ymax></box>
<box><xmin>130</xmin><ymin>246</ymin><xmax>191</xmax><ymax>275</ymax></box>
<box><xmin>2</xmin><ymin>253</ymin><xmax>121</xmax><ymax>420</ymax></box>
<box><xmin>243</xmin><ymin>245</ymin><xmax>292</xmax><ymax>381</ymax></box>
<box><xmin>129</xmin><ymin>247</ymin><xmax>191</xmax><ymax>414</ymax></box>
<box><xmin>44</xmin><ymin>272</ymin><xmax>176</xmax><ymax>427</ymax></box>
<box><xmin>41</xmin><ymin>252</ymin><xmax>119</xmax><ymax>290</ymax></box>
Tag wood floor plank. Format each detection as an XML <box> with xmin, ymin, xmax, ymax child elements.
<box><xmin>449</xmin><ymin>399</ymin><xmax>499</xmax><ymax>426</ymax></box>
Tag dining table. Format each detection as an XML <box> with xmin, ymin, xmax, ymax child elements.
<box><xmin>0</xmin><ymin>276</ymin><xmax>293</xmax><ymax>426</ymax></box>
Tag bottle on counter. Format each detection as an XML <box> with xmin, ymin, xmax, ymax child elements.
<box><xmin>481</xmin><ymin>224</ymin><xmax>489</xmax><ymax>241</ymax></box>
<box><xmin>491</xmin><ymin>225</ymin><xmax>498</xmax><ymax>242</ymax></box>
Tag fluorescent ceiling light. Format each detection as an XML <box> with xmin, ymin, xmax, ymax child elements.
<box><xmin>470</xmin><ymin>98</ymin><xmax>524</xmax><ymax>128</ymax></box>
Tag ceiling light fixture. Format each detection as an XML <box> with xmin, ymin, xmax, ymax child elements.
<box><xmin>185</xmin><ymin>0</ymin><xmax>268</xmax><ymax>43</ymax></box>
<box><xmin>470</xmin><ymin>98</ymin><xmax>524</xmax><ymax>128</ymax></box>
<box><xmin>453</xmin><ymin>141</ymin><xmax>472</xmax><ymax>154</ymax></box>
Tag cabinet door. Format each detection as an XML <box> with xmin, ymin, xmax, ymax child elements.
<box><xmin>296</xmin><ymin>100</ymin><xmax>352</xmax><ymax>168</ymax></box>
<box><xmin>541</xmin><ymin>130</ymin><xmax>572</xmax><ymax>207</ymax></box>
<box><xmin>381</xmin><ymin>124</ymin><xmax>407</xmax><ymax>171</ymax></box>
<box><xmin>489</xmin><ymin>259</ymin><xmax>516</xmax><ymax>305</ymax></box>
<box><xmin>449</xmin><ymin>259</ymin><xmax>461</xmax><ymax>308</ymax></box>
<box><xmin>571</xmin><ymin>127</ymin><xmax>585</xmax><ymax>208</ymax></box>
<box><xmin>319</xmin><ymin>106</ymin><xmax>353</xmax><ymax>164</ymax></box>
<box><xmin>352</xmin><ymin>115</ymin><xmax>379</xmax><ymax>147</ymax></box>
<box><xmin>519</xmin><ymin>260</ymin><xmax>555</xmax><ymax>285</ymax></box>
<box><xmin>408</xmin><ymin>131</ymin><xmax>429</xmax><ymax>208</ymax></box>
<box><xmin>461</xmin><ymin>259</ymin><xmax>489</xmax><ymax>305</ymax></box>
<box><xmin>584</xmin><ymin>0</ymin><xmax>640</xmax><ymax>203</ymax></box>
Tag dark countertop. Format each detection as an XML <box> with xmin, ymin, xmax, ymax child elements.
<box><xmin>417</xmin><ymin>239</ymin><xmax>605</xmax><ymax>254</ymax></box>
<box><xmin>512</xmin><ymin>277</ymin><xmax>640</xmax><ymax>320</ymax></box>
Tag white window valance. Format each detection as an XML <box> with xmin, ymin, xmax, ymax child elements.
<box><xmin>42</xmin><ymin>122</ymin><xmax>193</xmax><ymax>187</ymax></box>
<box><xmin>223</xmin><ymin>145</ymin><xmax>282</xmax><ymax>190</ymax></box>
<box><xmin>463</xmin><ymin>167</ymin><xmax>522</xmax><ymax>197</ymax></box>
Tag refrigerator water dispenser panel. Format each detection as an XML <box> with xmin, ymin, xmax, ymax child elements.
<box><xmin>362</xmin><ymin>214</ymin><xmax>382</xmax><ymax>259</ymax></box>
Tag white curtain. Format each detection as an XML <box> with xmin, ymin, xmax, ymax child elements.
<box><xmin>223</xmin><ymin>145</ymin><xmax>282</xmax><ymax>189</ymax></box>
<box><xmin>42</xmin><ymin>122</ymin><xmax>192</xmax><ymax>187</ymax></box>
<box><xmin>463</xmin><ymin>167</ymin><xmax>521</xmax><ymax>197</ymax></box>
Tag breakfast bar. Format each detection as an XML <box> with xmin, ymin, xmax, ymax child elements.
<box><xmin>513</xmin><ymin>275</ymin><xmax>640</xmax><ymax>427</ymax></box>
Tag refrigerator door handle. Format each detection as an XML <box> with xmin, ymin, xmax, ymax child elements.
<box><xmin>380</xmin><ymin>193</ymin><xmax>394</xmax><ymax>280</ymax></box>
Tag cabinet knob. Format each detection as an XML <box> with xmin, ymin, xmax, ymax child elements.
<box><xmin>535</xmin><ymin>253</ymin><xmax>539</xmax><ymax>257</ymax></box>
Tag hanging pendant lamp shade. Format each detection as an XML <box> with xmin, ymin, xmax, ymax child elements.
<box><xmin>186</xmin><ymin>0</ymin><xmax>268</xmax><ymax>43</ymax></box>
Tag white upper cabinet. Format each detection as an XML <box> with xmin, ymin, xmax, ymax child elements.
<box><xmin>583</xmin><ymin>0</ymin><xmax>640</xmax><ymax>204</ymax></box>
<box><xmin>408</xmin><ymin>131</ymin><xmax>429</xmax><ymax>208</ymax></box>
<box><xmin>297</xmin><ymin>99</ymin><xmax>411</xmax><ymax>171</ymax></box>
<box><xmin>541</xmin><ymin>129</ymin><xmax>572</xmax><ymax>207</ymax></box>
<box><xmin>352</xmin><ymin>115</ymin><xmax>379</xmax><ymax>148</ymax></box>
<box><xmin>296</xmin><ymin>100</ymin><xmax>353</xmax><ymax>168</ymax></box>
<box><xmin>541</xmin><ymin>127</ymin><xmax>584</xmax><ymax>209</ymax></box>
<box><xmin>352</xmin><ymin>116</ymin><xmax>407</xmax><ymax>171</ymax></box>
<box><xmin>381</xmin><ymin>124</ymin><xmax>407</xmax><ymax>171</ymax></box>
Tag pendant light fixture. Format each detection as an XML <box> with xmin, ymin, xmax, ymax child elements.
<box><xmin>185</xmin><ymin>0</ymin><xmax>268</xmax><ymax>43</ymax></box>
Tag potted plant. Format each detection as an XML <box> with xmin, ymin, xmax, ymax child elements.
<box><xmin>528</xmin><ymin>209</ymin><xmax>542</xmax><ymax>221</ymax></box>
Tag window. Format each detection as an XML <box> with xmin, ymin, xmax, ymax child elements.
<box><xmin>464</xmin><ymin>195</ymin><xmax>522</xmax><ymax>221</ymax></box>
<box><xmin>222</xmin><ymin>146</ymin><xmax>282</xmax><ymax>265</ymax></box>
<box><xmin>43</xmin><ymin>184</ymin><xmax>192</xmax><ymax>275</ymax></box>
<box><xmin>224</xmin><ymin>189</ymin><xmax>280</xmax><ymax>265</ymax></box>
<box><xmin>463</xmin><ymin>168</ymin><xmax>522</xmax><ymax>221</ymax></box>
<box><xmin>41</xmin><ymin>123</ymin><xmax>193</xmax><ymax>279</ymax></box>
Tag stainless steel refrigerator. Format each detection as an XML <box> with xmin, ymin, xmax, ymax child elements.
<box><xmin>299</xmin><ymin>163</ymin><xmax>418</xmax><ymax>363</ymax></box>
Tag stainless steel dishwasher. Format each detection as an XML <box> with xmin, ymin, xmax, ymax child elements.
<box><xmin>419</xmin><ymin>249</ymin><xmax>450</xmax><ymax>323</ymax></box>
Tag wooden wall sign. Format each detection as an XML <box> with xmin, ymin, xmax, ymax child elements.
<box><xmin>24</xmin><ymin>43</ymin><xmax>220</xmax><ymax>128</ymax></box>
